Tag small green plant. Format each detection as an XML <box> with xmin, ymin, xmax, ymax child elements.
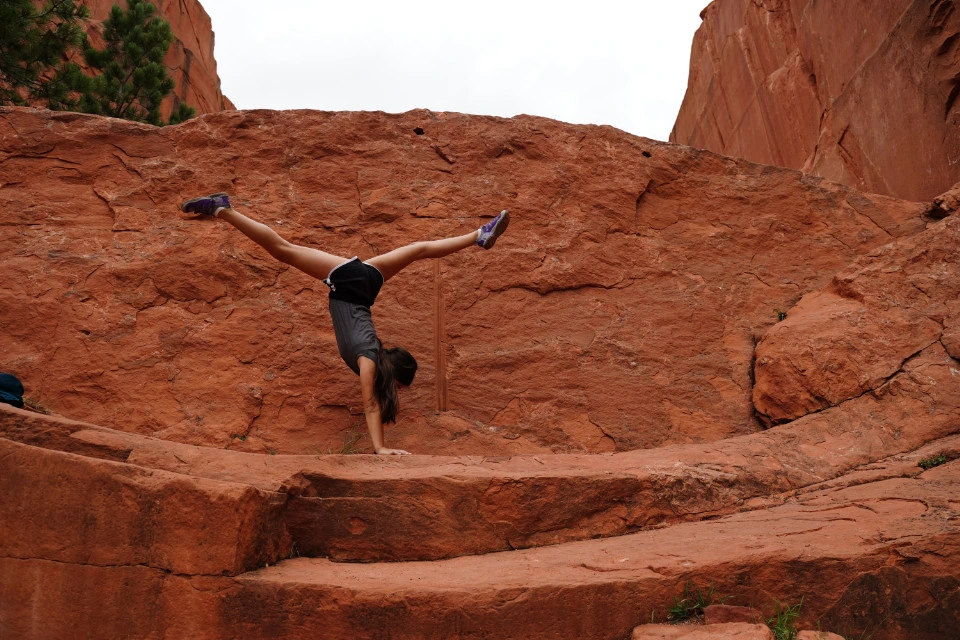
<box><xmin>767</xmin><ymin>599</ymin><xmax>802</xmax><ymax>640</ymax></box>
<box><xmin>774</xmin><ymin>308</ymin><xmax>788</xmax><ymax>322</ymax></box>
<box><xmin>667</xmin><ymin>582</ymin><xmax>729</xmax><ymax>623</ymax></box>
<box><xmin>918</xmin><ymin>453</ymin><xmax>948</xmax><ymax>470</ymax></box>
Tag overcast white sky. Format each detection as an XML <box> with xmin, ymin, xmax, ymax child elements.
<box><xmin>199</xmin><ymin>1</ymin><xmax>707</xmax><ymax>142</ymax></box>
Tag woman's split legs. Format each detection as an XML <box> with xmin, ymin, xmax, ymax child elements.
<box><xmin>182</xmin><ymin>193</ymin><xmax>510</xmax><ymax>284</ymax></box>
<box><xmin>367</xmin><ymin>210</ymin><xmax>510</xmax><ymax>282</ymax></box>
<box><xmin>366</xmin><ymin>231</ymin><xmax>479</xmax><ymax>282</ymax></box>
<box><xmin>216</xmin><ymin>207</ymin><xmax>347</xmax><ymax>281</ymax></box>
<box><xmin>217</xmin><ymin>208</ymin><xmax>493</xmax><ymax>284</ymax></box>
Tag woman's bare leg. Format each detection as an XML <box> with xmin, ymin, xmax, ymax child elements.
<box><xmin>365</xmin><ymin>231</ymin><xmax>479</xmax><ymax>282</ymax></box>
<box><xmin>217</xmin><ymin>207</ymin><xmax>347</xmax><ymax>281</ymax></box>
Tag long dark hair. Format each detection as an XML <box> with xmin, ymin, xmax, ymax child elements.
<box><xmin>374</xmin><ymin>346</ymin><xmax>418</xmax><ymax>424</ymax></box>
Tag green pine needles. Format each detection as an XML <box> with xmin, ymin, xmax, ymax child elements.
<box><xmin>79</xmin><ymin>0</ymin><xmax>193</xmax><ymax>125</ymax></box>
<box><xmin>0</xmin><ymin>0</ymin><xmax>195</xmax><ymax>126</ymax></box>
<box><xmin>0</xmin><ymin>0</ymin><xmax>89</xmax><ymax>107</ymax></box>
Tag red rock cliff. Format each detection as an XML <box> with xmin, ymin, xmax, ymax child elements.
<box><xmin>79</xmin><ymin>0</ymin><xmax>233</xmax><ymax>118</ymax></box>
<box><xmin>671</xmin><ymin>0</ymin><xmax>960</xmax><ymax>202</ymax></box>
<box><xmin>2</xmin><ymin>107</ymin><xmax>959</xmax><ymax>640</ymax></box>
<box><xmin>0</xmin><ymin>106</ymin><xmax>938</xmax><ymax>457</ymax></box>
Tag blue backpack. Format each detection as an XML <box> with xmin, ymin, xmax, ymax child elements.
<box><xmin>0</xmin><ymin>373</ymin><xmax>24</xmax><ymax>408</ymax></box>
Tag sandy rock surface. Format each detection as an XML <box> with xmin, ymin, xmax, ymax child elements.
<box><xmin>3</xmin><ymin>403</ymin><xmax>958</xmax><ymax>638</ymax></box>
<box><xmin>703</xmin><ymin>605</ymin><xmax>765</xmax><ymax>625</ymax></box>
<box><xmin>797</xmin><ymin>632</ymin><xmax>846</xmax><ymax>640</ymax></box>
<box><xmin>632</xmin><ymin>623</ymin><xmax>773</xmax><ymax>639</ymax></box>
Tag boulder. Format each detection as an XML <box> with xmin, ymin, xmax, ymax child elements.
<box><xmin>632</xmin><ymin>623</ymin><xmax>773</xmax><ymax>639</ymax></box>
<box><xmin>928</xmin><ymin>181</ymin><xmax>960</xmax><ymax>218</ymax></box>
<box><xmin>753</xmin><ymin>215</ymin><xmax>960</xmax><ymax>424</ymax></box>
<box><xmin>703</xmin><ymin>604</ymin><xmax>765</xmax><ymax>625</ymax></box>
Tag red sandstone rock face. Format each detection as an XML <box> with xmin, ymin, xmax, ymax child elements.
<box><xmin>2</xmin><ymin>103</ymin><xmax>958</xmax><ymax>637</ymax></box>
<box><xmin>754</xmin><ymin>215</ymin><xmax>960</xmax><ymax>425</ymax></box>
<box><xmin>671</xmin><ymin>0</ymin><xmax>960</xmax><ymax>202</ymax></box>
<box><xmin>79</xmin><ymin>0</ymin><xmax>233</xmax><ymax>118</ymax></box>
<box><xmin>0</xmin><ymin>106</ymin><xmax>933</xmax><ymax>455</ymax></box>
<box><xmin>2</xmin><ymin>46</ymin><xmax>959</xmax><ymax>639</ymax></box>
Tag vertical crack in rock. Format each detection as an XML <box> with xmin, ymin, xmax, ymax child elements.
<box><xmin>354</xmin><ymin>171</ymin><xmax>364</xmax><ymax>216</ymax></box>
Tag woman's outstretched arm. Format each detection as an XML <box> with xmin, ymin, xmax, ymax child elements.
<box><xmin>358</xmin><ymin>356</ymin><xmax>410</xmax><ymax>455</ymax></box>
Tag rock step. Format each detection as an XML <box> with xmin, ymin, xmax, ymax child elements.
<box><xmin>220</xmin><ymin>461</ymin><xmax>960</xmax><ymax>639</ymax></box>
<box><xmin>632</xmin><ymin>624</ymin><xmax>774</xmax><ymax>640</ymax></box>
<box><xmin>2</xmin><ymin>351</ymin><xmax>959</xmax><ymax>565</ymax></box>
<box><xmin>3</xmin><ymin>439</ymin><xmax>957</xmax><ymax>639</ymax></box>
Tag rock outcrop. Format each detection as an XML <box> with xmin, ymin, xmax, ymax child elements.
<box><xmin>0</xmin><ymin>106</ymin><xmax>934</xmax><ymax>456</ymax></box>
<box><xmin>79</xmin><ymin>0</ymin><xmax>233</xmax><ymax>118</ymax></box>
<box><xmin>754</xmin><ymin>215</ymin><xmax>960</xmax><ymax>425</ymax></box>
<box><xmin>3</xmin><ymin>405</ymin><xmax>959</xmax><ymax>639</ymax></box>
<box><xmin>2</xmin><ymin>103</ymin><xmax>958</xmax><ymax>639</ymax></box>
<box><xmin>671</xmin><ymin>0</ymin><xmax>960</xmax><ymax>202</ymax></box>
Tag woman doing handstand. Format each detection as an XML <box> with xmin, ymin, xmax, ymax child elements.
<box><xmin>180</xmin><ymin>193</ymin><xmax>509</xmax><ymax>455</ymax></box>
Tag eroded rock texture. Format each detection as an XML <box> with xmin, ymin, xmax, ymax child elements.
<box><xmin>3</xmin><ymin>406</ymin><xmax>958</xmax><ymax>639</ymax></box>
<box><xmin>80</xmin><ymin>0</ymin><xmax>233</xmax><ymax>118</ymax></box>
<box><xmin>0</xmin><ymin>106</ymin><xmax>931</xmax><ymax>455</ymax></box>
<box><xmin>1</xmin><ymin>103</ymin><xmax>958</xmax><ymax>640</ymax></box>
<box><xmin>754</xmin><ymin>215</ymin><xmax>960</xmax><ymax>425</ymax></box>
<box><xmin>671</xmin><ymin>0</ymin><xmax>960</xmax><ymax>202</ymax></box>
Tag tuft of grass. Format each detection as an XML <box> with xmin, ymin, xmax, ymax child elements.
<box><xmin>667</xmin><ymin>582</ymin><xmax>729</xmax><ymax>623</ymax></box>
<box><xmin>328</xmin><ymin>422</ymin><xmax>367</xmax><ymax>455</ymax></box>
<box><xmin>918</xmin><ymin>453</ymin><xmax>948</xmax><ymax>470</ymax></box>
<box><xmin>774</xmin><ymin>308</ymin><xmax>788</xmax><ymax>322</ymax></box>
<box><xmin>767</xmin><ymin>599</ymin><xmax>802</xmax><ymax>640</ymax></box>
<box><xmin>22</xmin><ymin>397</ymin><xmax>52</xmax><ymax>414</ymax></box>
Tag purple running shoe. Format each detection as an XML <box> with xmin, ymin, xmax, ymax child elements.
<box><xmin>477</xmin><ymin>209</ymin><xmax>510</xmax><ymax>249</ymax></box>
<box><xmin>180</xmin><ymin>192</ymin><xmax>231</xmax><ymax>216</ymax></box>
